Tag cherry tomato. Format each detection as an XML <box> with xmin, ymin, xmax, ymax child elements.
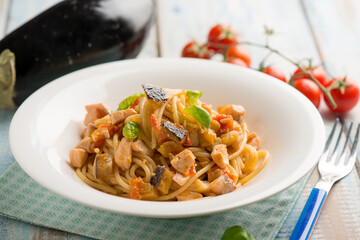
<box><xmin>226</xmin><ymin>45</ymin><xmax>251</xmax><ymax>67</ymax></box>
<box><xmin>226</xmin><ymin>58</ymin><xmax>247</xmax><ymax>67</ymax></box>
<box><xmin>208</xmin><ymin>24</ymin><xmax>237</xmax><ymax>53</ymax></box>
<box><xmin>294</xmin><ymin>78</ymin><xmax>322</xmax><ymax>108</ymax></box>
<box><xmin>293</xmin><ymin>66</ymin><xmax>329</xmax><ymax>86</ymax></box>
<box><xmin>181</xmin><ymin>41</ymin><xmax>211</xmax><ymax>59</ymax></box>
<box><xmin>262</xmin><ymin>66</ymin><xmax>287</xmax><ymax>83</ymax></box>
<box><xmin>324</xmin><ymin>77</ymin><xmax>360</xmax><ymax>113</ymax></box>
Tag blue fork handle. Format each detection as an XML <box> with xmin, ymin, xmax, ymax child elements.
<box><xmin>290</xmin><ymin>188</ymin><xmax>327</xmax><ymax>240</ymax></box>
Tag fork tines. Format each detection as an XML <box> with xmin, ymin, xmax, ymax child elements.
<box><xmin>322</xmin><ymin>118</ymin><xmax>360</xmax><ymax>166</ymax></box>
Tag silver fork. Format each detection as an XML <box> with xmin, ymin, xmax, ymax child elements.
<box><xmin>290</xmin><ymin>119</ymin><xmax>360</xmax><ymax>240</ymax></box>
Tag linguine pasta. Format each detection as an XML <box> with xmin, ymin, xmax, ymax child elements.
<box><xmin>69</xmin><ymin>84</ymin><xmax>269</xmax><ymax>201</ymax></box>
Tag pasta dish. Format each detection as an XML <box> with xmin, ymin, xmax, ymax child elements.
<box><xmin>69</xmin><ymin>84</ymin><xmax>269</xmax><ymax>201</ymax></box>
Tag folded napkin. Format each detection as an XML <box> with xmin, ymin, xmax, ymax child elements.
<box><xmin>0</xmin><ymin>110</ymin><xmax>307</xmax><ymax>240</ymax></box>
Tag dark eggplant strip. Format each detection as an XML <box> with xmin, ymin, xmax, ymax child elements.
<box><xmin>142</xmin><ymin>84</ymin><xmax>168</xmax><ymax>102</ymax></box>
<box><xmin>162</xmin><ymin>121</ymin><xmax>187</xmax><ymax>141</ymax></box>
<box><xmin>151</xmin><ymin>166</ymin><xmax>166</xmax><ymax>187</ymax></box>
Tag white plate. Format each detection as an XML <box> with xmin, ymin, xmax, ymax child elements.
<box><xmin>9</xmin><ymin>58</ymin><xmax>325</xmax><ymax>218</ymax></box>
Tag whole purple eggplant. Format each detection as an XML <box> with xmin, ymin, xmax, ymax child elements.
<box><xmin>0</xmin><ymin>0</ymin><xmax>154</xmax><ymax>107</ymax></box>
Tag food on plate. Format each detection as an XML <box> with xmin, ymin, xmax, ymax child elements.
<box><xmin>69</xmin><ymin>84</ymin><xmax>269</xmax><ymax>201</ymax></box>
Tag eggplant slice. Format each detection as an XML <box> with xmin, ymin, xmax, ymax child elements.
<box><xmin>150</xmin><ymin>166</ymin><xmax>166</xmax><ymax>187</ymax></box>
<box><xmin>162</xmin><ymin>121</ymin><xmax>187</xmax><ymax>142</ymax></box>
<box><xmin>94</xmin><ymin>153</ymin><xmax>114</xmax><ymax>180</ymax></box>
<box><xmin>142</xmin><ymin>84</ymin><xmax>168</xmax><ymax>102</ymax></box>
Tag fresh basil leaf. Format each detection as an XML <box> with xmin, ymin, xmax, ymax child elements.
<box><xmin>123</xmin><ymin>122</ymin><xmax>140</xmax><ymax>140</ymax></box>
<box><xmin>222</xmin><ymin>226</ymin><xmax>255</xmax><ymax>240</ymax></box>
<box><xmin>185</xmin><ymin>105</ymin><xmax>210</xmax><ymax>130</ymax></box>
<box><xmin>186</xmin><ymin>90</ymin><xmax>203</xmax><ymax>106</ymax></box>
<box><xmin>117</xmin><ymin>93</ymin><xmax>144</xmax><ymax>111</ymax></box>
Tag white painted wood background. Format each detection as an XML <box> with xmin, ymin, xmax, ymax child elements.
<box><xmin>0</xmin><ymin>0</ymin><xmax>359</xmax><ymax>239</ymax></box>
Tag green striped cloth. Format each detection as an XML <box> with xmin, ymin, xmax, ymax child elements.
<box><xmin>0</xmin><ymin>162</ymin><xmax>307</xmax><ymax>240</ymax></box>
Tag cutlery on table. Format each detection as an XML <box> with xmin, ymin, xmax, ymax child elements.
<box><xmin>290</xmin><ymin>119</ymin><xmax>360</xmax><ymax>240</ymax></box>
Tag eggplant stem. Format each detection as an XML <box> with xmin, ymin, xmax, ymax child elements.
<box><xmin>0</xmin><ymin>49</ymin><xmax>17</xmax><ymax>110</ymax></box>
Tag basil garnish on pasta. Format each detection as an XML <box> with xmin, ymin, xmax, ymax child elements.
<box><xmin>123</xmin><ymin>122</ymin><xmax>140</xmax><ymax>140</ymax></box>
<box><xmin>117</xmin><ymin>93</ymin><xmax>145</xmax><ymax>110</ymax></box>
<box><xmin>185</xmin><ymin>105</ymin><xmax>211</xmax><ymax>131</ymax></box>
<box><xmin>186</xmin><ymin>90</ymin><xmax>203</xmax><ymax>106</ymax></box>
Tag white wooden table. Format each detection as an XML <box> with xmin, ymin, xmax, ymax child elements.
<box><xmin>1</xmin><ymin>0</ymin><xmax>360</xmax><ymax>239</ymax></box>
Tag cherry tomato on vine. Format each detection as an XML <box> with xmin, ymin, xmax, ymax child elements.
<box><xmin>293</xmin><ymin>66</ymin><xmax>329</xmax><ymax>86</ymax></box>
<box><xmin>181</xmin><ymin>41</ymin><xmax>211</xmax><ymax>59</ymax></box>
<box><xmin>294</xmin><ymin>78</ymin><xmax>322</xmax><ymax>108</ymax></box>
<box><xmin>208</xmin><ymin>24</ymin><xmax>237</xmax><ymax>53</ymax></box>
<box><xmin>226</xmin><ymin>45</ymin><xmax>251</xmax><ymax>67</ymax></box>
<box><xmin>262</xmin><ymin>66</ymin><xmax>287</xmax><ymax>83</ymax></box>
<box><xmin>324</xmin><ymin>77</ymin><xmax>359</xmax><ymax>113</ymax></box>
<box><xmin>226</xmin><ymin>58</ymin><xmax>247</xmax><ymax>67</ymax></box>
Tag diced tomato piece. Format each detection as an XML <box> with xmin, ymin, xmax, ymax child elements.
<box><xmin>157</xmin><ymin>129</ymin><xmax>170</xmax><ymax>145</ymax></box>
<box><xmin>129</xmin><ymin>177</ymin><xmax>145</xmax><ymax>200</ymax></box>
<box><xmin>91</xmin><ymin>129</ymin><xmax>105</xmax><ymax>141</ymax></box>
<box><xmin>189</xmin><ymin>164</ymin><xmax>197</xmax><ymax>176</ymax></box>
<box><xmin>213</xmin><ymin>114</ymin><xmax>234</xmax><ymax>134</ymax></box>
<box><xmin>225</xmin><ymin>170</ymin><xmax>237</xmax><ymax>183</ymax></box>
<box><xmin>150</xmin><ymin>114</ymin><xmax>160</xmax><ymax>132</ymax></box>
<box><xmin>129</xmin><ymin>97</ymin><xmax>141</xmax><ymax>109</ymax></box>
<box><xmin>183</xmin><ymin>134</ymin><xmax>192</xmax><ymax>147</ymax></box>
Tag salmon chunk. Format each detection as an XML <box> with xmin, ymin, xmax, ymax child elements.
<box><xmin>69</xmin><ymin>148</ymin><xmax>88</xmax><ymax>168</ymax></box>
<box><xmin>76</xmin><ymin>137</ymin><xmax>94</xmax><ymax>153</ymax></box>
<box><xmin>84</xmin><ymin>103</ymin><xmax>111</xmax><ymax>126</ymax></box>
<box><xmin>211</xmin><ymin>144</ymin><xmax>229</xmax><ymax>169</ymax></box>
<box><xmin>81</xmin><ymin>124</ymin><xmax>97</xmax><ymax>138</ymax></box>
<box><xmin>170</xmin><ymin>149</ymin><xmax>196</xmax><ymax>175</ymax></box>
<box><xmin>115</xmin><ymin>137</ymin><xmax>132</xmax><ymax>170</ymax></box>
<box><xmin>173</xmin><ymin>172</ymin><xmax>190</xmax><ymax>186</ymax></box>
<box><xmin>209</xmin><ymin>174</ymin><xmax>236</xmax><ymax>195</ymax></box>
<box><xmin>217</xmin><ymin>104</ymin><xmax>246</xmax><ymax>121</ymax></box>
<box><xmin>111</xmin><ymin>108</ymin><xmax>137</xmax><ymax>125</ymax></box>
